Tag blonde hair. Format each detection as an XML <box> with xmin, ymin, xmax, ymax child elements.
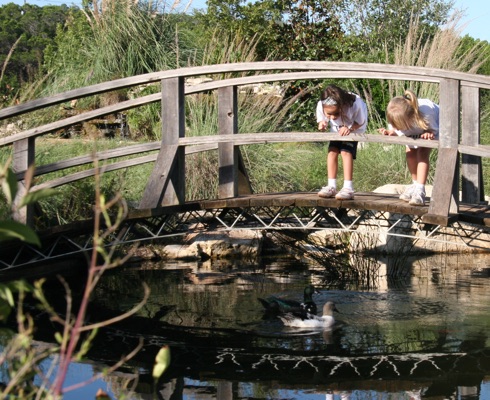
<box><xmin>386</xmin><ymin>89</ymin><xmax>429</xmax><ymax>131</ymax></box>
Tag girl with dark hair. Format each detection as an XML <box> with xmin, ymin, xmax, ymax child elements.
<box><xmin>316</xmin><ymin>84</ymin><xmax>368</xmax><ymax>200</ymax></box>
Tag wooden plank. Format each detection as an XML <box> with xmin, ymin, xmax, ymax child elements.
<box><xmin>138</xmin><ymin>145</ymin><xmax>179</xmax><ymax>208</ymax></box>
<box><xmin>12</xmin><ymin>138</ymin><xmax>35</xmax><ymax>226</ymax></box>
<box><xmin>177</xmin><ymin>132</ymin><xmax>440</xmax><ymax>149</ymax></box>
<box><xmin>436</xmin><ymin>78</ymin><xmax>460</xmax><ymax>215</ymax></box>
<box><xmin>198</xmin><ymin>198</ymin><xmax>229</xmax><ymax>209</ymax></box>
<box><xmin>27</xmin><ymin>142</ymin><xmax>160</xmax><ymax>177</ymax></box>
<box><xmin>271</xmin><ymin>193</ymin><xmax>297</xmax><ymax>207</ymax></box>
<box><xmin>461</xmin><ymin>86</ymin><xmax>483</xmax><ymax>203</ymax></box>
<box><xmin>428</xmin><ymin>147</ymin><xmax>459</xmax><ymax>218</ymax></box>
<box><xmin>458</xmin><ymin>144</ymin><xmax>490</xmax><ymax>158</ymax></box>
<box><xmin>140</xmin><ymin>77</ymin><xmax>185</xmax><ymax>208</ymax></box>
<box><xmin>21</xmin><ymin>142</ymin><xmax>217</xmax><ymax>185</ymax></box>
<box><xmin>0</xmin><ymin>93</ymin><xmax>161</xmax><ymax>146</ymax></box>
<box><xmin>296</xmin><ymin>196</ymin><xmax>321</xmax><ymax>207</ymax></box>
<box><xmin>32</xmin><ymin>154</ymin><xmax>157</xmax><ymax>191</ymax></box>
<box><xmin>422</xmin><ymin>213</ymin><xmax>457</xmax><ymax>227</ymax></box>
<box><xmin>237</xmin><ymin>150</ymin><xmax>253</xmax><ymax>195</ymax></box>
<box><xmin>222</xmin><ymin>197</ymin><xmax>251</xmax><ymax>208</ymax></box>
<box><xmin>218</xmin><ymin>86</ymin><xmax>238</xmax><ymax>198</ymax></box>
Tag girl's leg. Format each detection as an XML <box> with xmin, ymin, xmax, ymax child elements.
<box><xmin>340</xmin><ymin>151</ymin><xmax>353</xmax><ymax>181</ymax></box>
<box><xmin>405</xmin><ymin>147</ymin><xmax>418</xmax><ymax>182</ymax></box>
<box><xmin>318</xmin><ymin>148</ymin><xmax>340</xmax><ymax>197</ymax></box>
<box><xmin>327</xmin><ymin>148</ymin><xmax>340</xmax><ymax>180</ymax></box>
<box><xmin>415</xmin><ymin>147</ymin><xmax>432</xmax><ymax>185</ymax></box>
<box><xmin>408</xmin><ymin>147</ymin><xmax>432</xmax><ymax>206</ymax></box>
<box><xmin>335</xmin><ymin>151</ymin><xmax>355</xmax><ymax>200</ymax></box>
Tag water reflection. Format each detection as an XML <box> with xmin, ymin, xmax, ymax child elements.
<box><xmin>31</xmin><ymin>253</ymin><xmax>490</xmax><ymax>398</ymax></box>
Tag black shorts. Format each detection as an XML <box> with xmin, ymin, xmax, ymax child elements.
<box><xmin>329</xmin><ymin>141</ymin><xmax>358</xmax><ymax>159</ymax></box>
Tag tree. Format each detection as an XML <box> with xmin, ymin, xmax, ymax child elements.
<box><xmin>0</xmin><ymin>3</ymin><xmax>77</xmax><ymax>105</ymax></box>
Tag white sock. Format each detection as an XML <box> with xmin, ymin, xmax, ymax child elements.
<box><xmin>414</xmin><ymin>182</ymin><xmax>425</xmax><ymax>192</ymax></box>
<box><xmin>328</xmin><ymin>179</ymin><xmax>337</xmax><ymax>188</ymax></box>
<box><xmin>343</xmin><ymin>180</ymin><xmax>353</xmax><ymax>190</ymax></box>
<box><xmin>412</xmin><ymin>180</ymin><xmax>417</xmax><ymax>185</ymax></box>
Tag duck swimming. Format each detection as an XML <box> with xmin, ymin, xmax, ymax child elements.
<box><xmin>279</xmin><ymin>301</ymin><xmax>338</xmax><ymax>328</ymax></box>
<box><xmin>258</xmin><ymin>285</ymin><xmax>319</xmax><ymax>315</ymax></box>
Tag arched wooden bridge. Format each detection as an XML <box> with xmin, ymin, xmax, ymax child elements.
<box><xmin>1</xmin><ymin>62</ymin><xmax>490</xmax><ymax>269</ymax></box>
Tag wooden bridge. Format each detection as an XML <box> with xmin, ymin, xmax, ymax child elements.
<box><xmin>1</xmin><ymin>61</ymin><xmax>490</xmax><ymax>269</ymax></box>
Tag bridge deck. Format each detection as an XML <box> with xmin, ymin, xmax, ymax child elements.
<box><xmin>196</xmin><ymin>192</ymin><xmax>490</xmax><ymax>227</ymax></box>
<box><xmin>1</xmin><ymin>191</ymin><xmax>489</xmax><ymax>273</ymax></box>
<box><xmin>35</xmin><ymin>192</ymin><xmax>490</xmax><ymax>241</ymax></box>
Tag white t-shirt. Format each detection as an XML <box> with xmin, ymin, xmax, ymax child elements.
<box><xmin>389</xmin><ymin>98</ymin><xmax>439</xmax><ymax>139</ymax></box>
<box><xmin>316</xmin><ymin>94</ymin><xmax>368</xmax><ymax>133</ymax></box>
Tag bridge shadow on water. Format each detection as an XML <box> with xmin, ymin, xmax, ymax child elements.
<box><xmin>27</xmin><ymin>251</ymin><xmax>490</xmax><ymax>399</ymax></box>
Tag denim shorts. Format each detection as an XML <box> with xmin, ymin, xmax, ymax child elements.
<box><xmin>329</xmin><ymin>141</ymin><xmax>358</xmax><ymax>159</ymax></box>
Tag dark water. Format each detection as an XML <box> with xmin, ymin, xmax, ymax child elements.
<box><xmin>24</xmin><ymin>253</ymin><xmax>490</xmax><ymax>398</ymax></box>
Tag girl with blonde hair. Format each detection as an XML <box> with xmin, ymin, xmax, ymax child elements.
<box><xmin>378</xmin><ymin>89</ymin><xmax>439</xmax><ymax>206</ymax></box>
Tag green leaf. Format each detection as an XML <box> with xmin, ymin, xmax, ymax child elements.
<box><xmin>152</xmin><ymin>345</ymin><xmax>171</xmax><ymax>380</ymax></box>
<box><xmin>0</xmin><ymin>221</ymin><xmax>41</xmax><ymax>247</ymax></box>
<box><xmin>19</xmin><ymin>188</ymin><xmax>58</xmax><ymax>208</ymax></box>
<box><xmin>1</xmin><ymin>167</ymin><xmax>18</xmax><ymax>205</ymax></box>
<box><xmin>0</xmin><ymin>298</ymin><xmax>13</xmax><ymax>322</ymax></box>
<box><xmin>0</xmin><ymin>284</ymin><xmax>15</xmax><ymax>306</ymax></box>
<box><xmin>54</xmin><ymin>332</ymin><xmax>63</xmax><ymax>344</ymax></box>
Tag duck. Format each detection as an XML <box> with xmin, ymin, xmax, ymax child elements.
<box><xmin>257</xmin><ymin>285</ymin><xmax>319</xmax><ymax>315</ymax></box>
<box><xmin>279</xmin><ymin>301</ymin><xmax>339</xmax><ymax>328</ymax></box>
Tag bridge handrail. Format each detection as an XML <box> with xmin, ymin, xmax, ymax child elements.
<box><xmin>2</xmin><ymin>68</ymin><xmax>490</xmax><ymax>147</ymax></box>
<box><xmin>1</xmin><ymin>61</ymin><xmax>490</xmax><ymax>121</ymax></box>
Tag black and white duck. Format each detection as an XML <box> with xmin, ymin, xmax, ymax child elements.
<box><xmin>279</xmin><ymin>301</ymin><xmax>339</xmax><ymax>328</ymax></box>
<box><xmin>257</xmin><ymin>285</ymin><xmax>319</xmax><ymax>315</ymax></box>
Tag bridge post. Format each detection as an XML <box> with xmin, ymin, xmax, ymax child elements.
<box><xmin>12</xmin><ymin>138</ymin><xmax>35</xmax><ymax>226</ymax></box>
<box><xmin>425</xmin><ymin>78</ymin><xmax>460</xmax><ymax>225</ymax></box>
<box><xmin>139</xmin><ymin>77</ymin><xmax>185</xmax><ymax>208</ymax></box>
<box><xmin>218</xmin><ymin>86</ymin><xmax>252</xmax><ymax>198</ymax></box>
<box><xmin>461</xmin><ymin>86</ymin><xmax>484</xmax><ymax>203</ymax></box>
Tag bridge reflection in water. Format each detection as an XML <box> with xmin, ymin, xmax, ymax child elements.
<box><xmin>34</xmin><ymin>252</ymin><xmax>490</xmax><ymax>399</ymax></box>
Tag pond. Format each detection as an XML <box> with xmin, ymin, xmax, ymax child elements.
<box><xmin>11</xmin><ymin>251</ymin><xmax>490</xmax><ymax>399</ymax></box>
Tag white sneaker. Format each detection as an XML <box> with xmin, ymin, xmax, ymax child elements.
<box><xmin>399</xmin><ymin>185</ymin><xmax>414</xmax><ymax>201</ymax></box>
<box><xmin>318</xmin><ymin>186</ymin><xmax>336</xmax><ymax>198</ymax></box>
<box><xmin>335</xmin><ymin>187</ymin><xmax>354</xmax><ymax>200</ymax></box>
<box><xmin>409</xmin><ymin>188</ymin><xmax>426</xmax><ymax>206</ymax></box>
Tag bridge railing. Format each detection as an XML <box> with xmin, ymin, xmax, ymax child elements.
<box><xmin>1</xmin><ymin>62</ymin><xmax>489</xmax><ymax>227</ymax></box>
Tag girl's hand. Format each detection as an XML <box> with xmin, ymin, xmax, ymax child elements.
<box><xmin>421</xmin><ymin>131</ymin><xmax>435</xmax><ymax>140</ymax></box>
<box><xmin>378</xmin><ymin>128</ymin><xmax>395</xmax><ymax>136</ymax></box>
<box><xmin>318</xmin><ymin>121</ymin><xmax>327</xmax><ymax>131</ymax></box>
<box><xmin>338</xmin><ymin>126</ymin><xmax>352</xmax><ymax>136</ymax></box>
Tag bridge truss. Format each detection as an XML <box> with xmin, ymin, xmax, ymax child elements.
<box><xmin>1</xmin><ymin>204</ymin><xmax>489</xmax><ymax>271</ymax></box>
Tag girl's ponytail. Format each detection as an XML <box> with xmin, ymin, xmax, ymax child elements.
<box><xmin>404</xmin><ymin>90</ymin><xmax>428</xmax><ymax>130</ymax></box>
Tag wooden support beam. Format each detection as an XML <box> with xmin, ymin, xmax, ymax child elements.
<box><xmin>429</xmin><ymin>78</ymin><xmax>460</xmax><ymax>216</ymax></box>
<box><xmin>12</xmin><ymin>138</ymin><xmax>35</xmax><ymax>226</ymax></box>
<box><xmin>218</xmin><ymin>86</ymin><xmax>238</xmax><ymax>198</ymax></box>
<box><xmin>425</xmin><ymin>147</ymin><xmax>459</xmax><ymax>225</ymax></box>
<box><xmin>139</xmin><ymin>77</ymin><xmax>185</xmax><ymax>208</ymax></box>
<box><xmin>218</xmin><ymin>86</ymin><xmax>252</xmax><ymax>198</ymax></box>
<box><xmin>461</xmin><ymin>86</ymin><xmax>484</xmax><ymax>203</ymax></box>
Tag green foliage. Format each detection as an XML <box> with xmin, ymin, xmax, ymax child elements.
<box><xmin>0</xmin><ymin>158</ymin><xmax>57</xmax><ymax>245</ymax></box>
<box><xmin>152</xmin><ymin>345</ymin><xmax>171</xmax><ymax>380</ymax></box>
<box><xmin>343</xmin><ymin>0</ymin><xmax>452</xmax><ymax>51</ymax></box>
<box><xmin>0</xmin><ymin>3</ymin><xmax>77</xmax><ymax>106</ymax></box>
<box><xmin>42</xmin><ymin>2</ymin><xmax>194</xmax><ymax>96</ymax></box>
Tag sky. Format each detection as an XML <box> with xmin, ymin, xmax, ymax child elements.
<box><xmin>0</xmin><ymin>0</ymin><xmax>489</xmax><ymax>42</ymax></box>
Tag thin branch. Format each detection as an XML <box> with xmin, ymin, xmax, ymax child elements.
<box><xmin>80</xmin><ymin>282</ymin><xmax>150</xmax><ymax>332</ymax></box>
